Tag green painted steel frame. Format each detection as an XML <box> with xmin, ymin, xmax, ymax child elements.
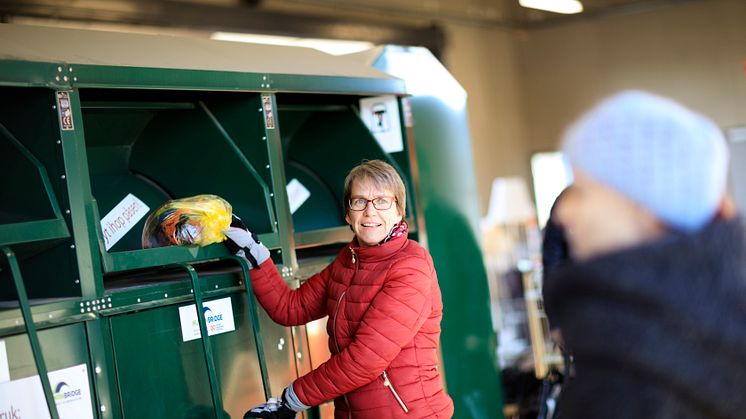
<box><xmin>2</xmin><ymin>247</ymin><xmax>61</xmax><ymax>419</ymax></box>
<box><xmin>58</xmin><ymin>89</ymin><xmax>106</xmax><ymax>299</ymax></box>
<box><xmin>177</xmin><ymin>263</ymin><xmax>226</xmax><ymax>418</ymax></box>
<box><xmin>263</xmin><ymin>93</ymin><xmax>299</xmax><ymax>269</ymax></box>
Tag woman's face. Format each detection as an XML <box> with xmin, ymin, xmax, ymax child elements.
<box><xmin>345</xmin><ymin>178</ymin><xmax>403</xmax><ymax>247</ymax></box>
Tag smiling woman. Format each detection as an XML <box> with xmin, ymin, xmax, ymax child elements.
<box><xmin>343</xmin><ymin>160</ymin><xmax>406</xmax><ymax>247</ymax></box>
<box><xmin>224</xmin><ymin>159</ymin><xmax>454</xmax><ymax>419</ymax></box>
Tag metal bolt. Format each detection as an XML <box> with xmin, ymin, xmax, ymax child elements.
<box><xmin>73</xmin><ymin>77</ymin><xmax>78</xmax><ymax>81</ymax></box>
<box><xmin>95</xmin><ymin>366</ymin><xmax>101</xmax><ymax>374</ymax></box>
<box><xmin>261</xmin><ymin>84</ymin><xmax>265</xmax><ymax>88</ymax></box>
<box><xmin>56</xmin><ymin>140</ymin><xmax>61</xmax><ymax>144</ymax></box>
<box><xmin>263</xmin><ymin>76</ymin><xmax>267</xmax><ymax>80</ymax></box>
<box><xmin>258</xmin><ymin>108</ymin><xmax>262</xmax><ymax>112</ymax></box>
<box><xmin>86</xmin><ymin>308</ymin><xmax>91</xmax><ymax>312</ymax></box>
<box><xmin>80</xmin><ymin>309</ymin><xmax>85</xmax><ymax>313</ymax></box>
<box><xmin>164</xmin><ymin>293</ymin><xmax>168</xmax><ymax>298</ymax></box>
<box><xmin>190</xmin><ymin>288</ymin><xmax>193</xmax><ymax>293</ymax></box>
<box><xmin>280</xmin><ymin>338</ymin><xmax>285</xmax><ymax>345</ymax></box>
<box><xmin>277</xmin><ymin>344</ymin><xmax>282</xmax><ymax>350</ymax></box>
<box><xmin>61</xmin><ymin>174</ymin><xmax>66</xmax><ymax>179</ymax></box>
<box><xmin>69</xmin><ymin>67</ymin><xmax>73</xmax><ymax>72</ymax></box>
<box><xmin>137</xmin><ymin>298</ymin><xmax>141</xmax><ymax>303</ymax></box>
<box><xmin>52</xmin><ymin>105</ymin><xmax>57</xmax><ymax>109</ymax></box>
<box><xmin>65</xmin><ymin>209</ymin><xmax>70</xmax><ymax>214</ymax></box>
<box><xmin>108</xmin><ymin>303</ymin><xmax>112</xmax><ymax>308</ymax></box>
<box><xmin>100</xmin><ymin>405</ymin><xmax>106</xmax><ymax>413</ymax></box>
<box><xmin>86</xmin><ymin>301</ymin><xmax>90</xmax><ymax>306</ymax></box>
<box><xmin>70</xmin><ymin>244</ymin><xmax>75</xmax><ymax>249</ymax></box>
<box><xmin>48</xmin><ymin>314</ymin><xmax>53</xmax><ymax>319</ymax></box>
<box><xmin>57</xmin><ymin>66</ymin><xmax>63</xmax><ymax>72</ymax></box>
<box><xmin>215</xmin><ymin>285</ymin><xmax>218</xmax><ymax>289</ymax></box>
<box><xmin>55</xmin><ymin>76</ymin><xmax>60</xmax><ymax>81</ymax></box>
<box><xmin>270</xmin><ymin>193</ymin><xmax>274</xmax><ymax>197</ymax></box>
<box><xmin>262</xmin><ymin>136</ymin><xmax>266</xmax><ymax>141</ymax></box>
<box><xmin>238</xmin><ymin>280</ymin><xmax>243</xmax><ymax>285</ymax></box>
<box><xmin>80</xmin><ymin>302</ymin><xmax>84</xmax><ymax>307</ymax></box>
<box><xmin>108</xmin><ymin>297</ymin><xmax>112</xmax><ymax>302</ymax></box>
<box><xmin>266</xmin><ymin>164</ymin><xmax>270</xmax><ymax>169</ymax></box>
<box><xmin>63</xmin><ymin>76</ymin><xmax>68</xmax><ymax>82</ymax></box>
<box><xmin>296</xmin><ymin>352</ymin><xmax>302</xmax><ymax>359</ymax></box>
<box><xmin>75</xmin><ymin>279</ymin><xmax>80</xmax><ymax>284</ymax></box>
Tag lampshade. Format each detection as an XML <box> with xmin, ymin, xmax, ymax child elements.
<box><xmin>482</xmin><ymin>176</ymin><xmax>535</xmax><ymax>230</ymax></box>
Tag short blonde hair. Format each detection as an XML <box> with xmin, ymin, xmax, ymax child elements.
<box><xmin>343</xmin><ymin>160</ymin><xmax>406</xmax><ymax>215</ymax></box>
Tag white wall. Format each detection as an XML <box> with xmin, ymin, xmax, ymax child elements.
<box><xmin>441</xmin><ymin>23</ymin><xmax>531</xmax><ymax>215</ymax></box>
<box><xmin>517</xmin><ymin>0</ymin><xmax>746</xmax><ymax>152</ymax></box>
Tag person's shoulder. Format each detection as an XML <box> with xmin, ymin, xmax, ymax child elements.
<box><xmin>395</xmin><ymin>239</ymin><xmax>434</xmax><ymax>267</ymax></box>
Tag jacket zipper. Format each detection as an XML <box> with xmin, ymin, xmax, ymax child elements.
<box><xmin>382</xmin><ymin>370</ymin><xmax>409</xmax><ymax>413</ymax></box>
<box><xmin>331</xmin><ymin>247</ymin><xmax>358</xmax><ymax>419</ymax></box>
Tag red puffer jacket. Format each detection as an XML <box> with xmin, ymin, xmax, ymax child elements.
<box><xmin>249</xmin><ymin>234</ymin><xmax>454</xmax><ymax>418</ymax></box>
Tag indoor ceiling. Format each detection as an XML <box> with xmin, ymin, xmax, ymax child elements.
<box><xmin>0</xmin><ymin>0</ymin><xmax>705</xmax><ymax>57</ymax></box>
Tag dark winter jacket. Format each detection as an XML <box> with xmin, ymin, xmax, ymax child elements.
<box><xmin>249</xmin><ymin>234</ymin><xmax>454</xmax><ymax>418</ymax></box>
<box><xmin>543</xmin><ymin>218</ymin><xmax>746</xmax><ymax>419</ymax></box>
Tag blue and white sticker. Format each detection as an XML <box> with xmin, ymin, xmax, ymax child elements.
<box><xmin>178</xmin><ymin>297</ymin><xmax>236</xmax><ymax>342</ymax></box>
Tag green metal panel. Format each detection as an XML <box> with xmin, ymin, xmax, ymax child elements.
<box><xmin>109</xmin><ymin>293</ymin><xmax>266</xmax><ymax>419</ymax></box>
<box><xmin>0</xmin><ymin>60</ymin><xmax>68</xmax><ymax>88</ymax></box>
<box><xmin>373</xmin><ymin>46</ymin><xmax>504</xmax><ymax>418</ymax></box>
<box><xmin>4</xmin><ymin>323</ymin><xmax>90</xmax><ymax>378</ymax></box>
<box><xmin>69</xmin><ymin>64</ymin><xmax>405</xmax><ymax>95</ymax></box>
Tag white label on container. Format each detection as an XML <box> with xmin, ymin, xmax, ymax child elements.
<box><xmin>359</xmin><ymin>95</ymin><xmax>404</xmax><ymax>153</ymax></box>
<box><xmin>179</xmin><ymin>297</ymin><xmax>236</xmax><ymax>342</ymax></box>
<box><xmin>286</xmin><ymin>178</ymin><xmax>311</xmax><ymax>214</ymax></box>
<box><xmin>100</xmin><ymin>193</ymin><xmax>150</xmax><ymax>251</ymax></box>
<box><xmin>0</xmin><ymin>363</ymin><xmax>94</xmax><ymax>419</ymax></box>
<box><xmin>0</xmin><ymin>340</ymin><xmax>8</xmax><ymax>383</ymax></box>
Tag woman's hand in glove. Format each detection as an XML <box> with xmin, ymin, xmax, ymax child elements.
<box><xmin>244</xmin><ymin>386</ymin><xmax>309</xmax><ymax>419</ymax></box>
<box><xmin>224</xmin><ymin>226</ymin><xmax>270</xmax><ymax>269</ymax></box>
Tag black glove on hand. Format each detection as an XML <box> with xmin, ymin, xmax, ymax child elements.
<box><xmin>243</xmin><ymin>389</ymin><xmax>297</xmax><ymax>419</ymax></box>
<box><xmin>224</xmin><ymin>216</ymin><xmax>270</xmax><ymax>269</ymax></box>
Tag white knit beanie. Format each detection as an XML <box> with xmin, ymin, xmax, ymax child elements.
<box><xmin>562</xmin><ymin>90</ymin><xmax>729</xmax><ymax>231</ymax></box>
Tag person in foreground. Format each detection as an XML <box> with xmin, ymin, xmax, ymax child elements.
<box><xmin>226</xmin><ymin>160</ymin><xmax>454</xmax><ymax>419</ymax></box>
<box><xmin>542</xmin><ymin>90</ymin><xmax>746</xmax><ymax>419</ymax></box>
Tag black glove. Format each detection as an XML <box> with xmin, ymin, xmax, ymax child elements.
<box><xmin>243</xmin><ymin>389</ymin><xmax>297</xmax><ymax>419</ymax></box>
<box><xmin>224</xmin><ymin>216</ymin><xmax>270</xmax><ymax>269</ymax></box>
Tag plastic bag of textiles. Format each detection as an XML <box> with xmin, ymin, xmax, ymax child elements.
<box><xmin>141</xmin><ymin>194</ymin><xmax>233</xmax><ymax>248</ymax></box>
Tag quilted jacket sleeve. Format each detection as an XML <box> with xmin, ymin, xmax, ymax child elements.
<box><xmin>249</xmin><ymin>258</ymin><xmax>330</xmax><ymax>327</ymax></box>
<box><xmin>293</xmin><ymin>256</ymin><xmax>434</xmax><ymax>406</ymax></box>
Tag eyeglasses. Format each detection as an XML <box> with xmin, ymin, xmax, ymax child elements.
<box><xmin>348</xmin><ymin>196</ymin><xmax>397</xmax><ymax>211</ymax></box>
